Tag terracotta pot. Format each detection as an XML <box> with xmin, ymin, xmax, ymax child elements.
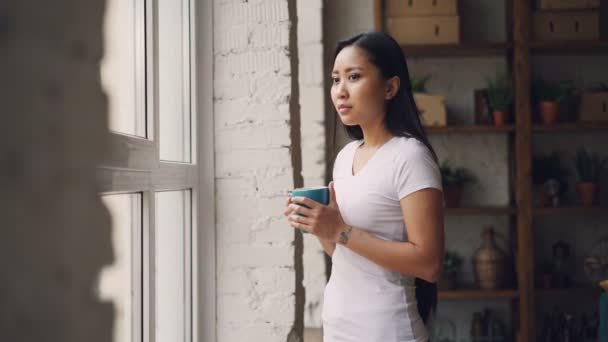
<box><xmin>492</xmin><ymin>110</ymin><xmax>509</xmax><ymax>126</ymax></box>
<box><xmin>538</xmin><ymin>101</ymin><xmax>559</xmax><ymax>124</ymax></box>
<box><xmin>443</xmin><ymin>184</ymin><xmax>464</xmax><ymax>208</ymax></box>
<box><xmin>577</xmin><ymin>182</ymin><xmax>598</xmax><ymax>207</ymax></box>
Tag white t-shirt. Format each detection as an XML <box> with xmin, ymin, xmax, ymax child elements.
<box><xmin>322</xmin><ymin>135</ymin><xmax>442</xmax><ymax>342</ymax></box>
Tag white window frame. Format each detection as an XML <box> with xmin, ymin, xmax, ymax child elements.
<box><xmin>97</xmin><ymin>0</ymin><xmax>215</xmax><ymax>341</ymax></box>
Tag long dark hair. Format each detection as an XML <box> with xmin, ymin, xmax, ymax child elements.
<box><xmin>333</xmin><ymin>31</ymin><xmax>438</xmax><ymax>324</ymax></box>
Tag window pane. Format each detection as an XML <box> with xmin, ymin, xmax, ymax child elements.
<box><xmin>155</xmin><ymin>190</ymin><xmax>191</xmax><ymax>342</ymax></box>
<box><xmin>158</xmin><ymin>0</ymin><xmax>192</xmax><ymax>162</ymax></box>
<box><xmin>101</xmin><ymin>0</ymin><xmax>146</xmax><ymax>137</ymax></box>
<box><xmin>98</xmin><ymin>193</ymin><xmax>142</xmax><ymax>342</ymax></box>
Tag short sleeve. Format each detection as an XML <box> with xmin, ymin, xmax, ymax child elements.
<box><xmin>393</xmin><ymin>140</ymin><xmax>442</xmax><ymax>200</ymax></box>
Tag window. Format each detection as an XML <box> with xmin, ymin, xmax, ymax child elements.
<box><xmin>97</xmin><ymin>0</ymin><xmax>214</xmax><ymax>341</ymax></box>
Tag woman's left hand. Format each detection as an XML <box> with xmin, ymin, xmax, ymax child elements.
<box><xmin>287</xmin><ymin>181</ymin><xmax>348</xmax><ymax>242</ymax></box>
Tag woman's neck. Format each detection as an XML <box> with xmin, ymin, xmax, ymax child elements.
<box><xmin>360</xmin><ymin>122</ymin><xmax>393</xmax><ymax>149</ymax></box>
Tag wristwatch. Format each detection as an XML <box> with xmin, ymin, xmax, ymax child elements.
<box><xmin>339</xmin><ymin>225</ymin><xmax>353</xmax><ymax>245</ymax></box>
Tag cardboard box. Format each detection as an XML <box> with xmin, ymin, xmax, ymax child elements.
<box><xmin>578</xmin><ymin>92</ymin><xmax>608</xmax><ymax>122</ymax></box>
<box><xmin>414</xmin><ymin>93</ymin><xmax>447</xmax><ymax>126</ymax></box>
<box><xmin>387</xmin><ymin>16</ymin><xmax>460</xmax><ymax>45</ymax></box>
<box><xmin>386</xmin><ymin>0</ymin><xmax>458</xmax><ymax>17</ymax></box>
<box><xmin>536</xmin><ymin>0</ymin><xmax>599</xmax><ymax>10</ymax></box>
<box><xmin>533</xmin><ymin>11</ymin><xmax>599</xmax><ymax>41</ymax></box>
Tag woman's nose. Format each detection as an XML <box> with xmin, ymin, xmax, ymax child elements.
<box><xmin>336</xmin><ymin>82</ymin><xmax>348</xmax><ymax>99</ymax></box>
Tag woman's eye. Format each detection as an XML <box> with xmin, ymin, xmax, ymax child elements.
<box><xmin>332</xmin><ymin>77</ymin><xmax>340</xmax><ymax>84</ymax></box>
<box><xmin>348</xmin><ymin>73</ymin><xmax>361</xmax><ymax>81</ymax></box>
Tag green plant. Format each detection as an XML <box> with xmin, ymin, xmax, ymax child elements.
<box><xmin>532</xmin><ymin>151</ymin><xmax>568</xmax><ymax>185</ymax></box>
<box><xmin>440</xmin><ymin>160</ymin><xmax>476</xmax><ymax>187</ymax></box>
<box><xmin>574</xmin><ymin>148</ymin><xmax>608</xmax><ymax>183</ymax></box>
<box><xmin>532</xmin><ymin>79</ymin><xmax>573</xmax><ymax>104</ymax></box>
<box><xmin>443</xmin><ymin>251</ymin><xmax>463</xmax><ymax>274</ymax></box>
<box><xmin>410</xmin><ymin>75</ymin><xmax>431</xmax><ymax>93</ymax></box>
<box><xmin>485</xmin><ymin>73</ymin><xmax>514</xmax><ymax>112</ymax></box>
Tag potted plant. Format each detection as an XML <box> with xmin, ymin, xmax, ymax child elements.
<box><xmin>485</xmin><ymin>73</ymin><xmax>514</xmax><ymax>126</ymax></box>
<box><xmin>532</xmin><ymin>152</ymin><xmax>568</xmax><ymax>207</ymax></box>
<box><xmin>410</xmin><ymin>75</ymin><xmax>431</xmax><ymax>93</ymax></box>
<box><xmin>440</xmin><ymin>160</ymin><xmax>476</xmax><ymax>207</ymax></box>
<box><xmin>438</xmin><ymin>250</ymin><xmax>463</xmax><ymax>290</ymax></box>
<box><xmin>532</xmin><ymin>79</ymin><xmax>573</xmax><ymax>124</ymax></box>
<box><xmin>574</xmin><ymin>148</ymin><xmax>607</xmax><ymax>206</ymax></box>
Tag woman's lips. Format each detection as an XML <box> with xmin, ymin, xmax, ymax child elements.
<box><xmin>338</xmin><ymin>105</ymin><xmax>352</xmax><ymax>114</ymax></box>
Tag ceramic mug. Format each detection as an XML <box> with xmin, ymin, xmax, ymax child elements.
<box><xmin>290</xmin><ymin>186</ymin><xmax>329</xmax><ymax>233</ymax></box>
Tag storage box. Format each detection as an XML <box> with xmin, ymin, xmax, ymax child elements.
<box><xmin>386</xmin><ymin>0</ymin><xmax>458</xmax><ymax>17</ymax></box>
<box><xmin>533</xmin><ymin>11</ymin><xmax>599</xmax><ymax>41</ymax></box>
<box><xmin>536</xmin><ymin>0</ymin><xmax>599</xmax><ymax>10</ymax></box>
<box><xmin>387</xmin><ymin>16</ymin><xmax>460</xmax><ymax>45</ymax></box>
<box><xmin>414</xmin><ymin>93</ymin><xmax>447</xmax><ymax>126</ymax></box>
<box><xmin>578</xmin><ymin>92</ymin><xmax>608</xmax><ymax>122</ymax></box>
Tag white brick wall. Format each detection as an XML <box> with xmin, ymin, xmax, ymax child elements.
<box><xmin>297</xmin><ymin>0</ymin><xmax>327</xmax><ymax>328</ymax></box>
<box><xmin>213</xmin><ymin>0</ymin><xmax>302</xmax><ymax>340</ymax></box>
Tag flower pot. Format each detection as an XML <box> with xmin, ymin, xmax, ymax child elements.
<box><xmin>538</xmin><ymin>101</ymin><xmax>559</xmax><ymax>124</ymax></box>
<box><xmin>577</xmin><ymin>182</ymin><xmax>598</xmax><ymax>207</ymax></box>
<box><xmin>492</xmin><ymin>110</ymin><xmax>509</xmax><ymax>126</ymax></box>
<box><xmin>443</xmin><ymin>184</ymin><xmax>463</xmax><ymax>208</ymax></box>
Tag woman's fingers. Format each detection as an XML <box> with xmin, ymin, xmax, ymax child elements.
<box><xmin>288</xmin><ymin>213</ymin><xmax>312</xmax><ymax>232</ymax></box>
<box><xmin>290</xmin><ymin>196</ymin><xmax>319</xmax><ymax>209</ymax></box>
<box><xmin>290</xmin><ymin>203</ymin><xmax>315</xmax><ymax>217</ymax></box>
<box><xmin>283</xmin><ymin>197</ymin><xmax>294</xmax><ymax>216</ymax></box>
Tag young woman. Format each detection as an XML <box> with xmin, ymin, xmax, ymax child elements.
<box><xmin>284</xmin><ymin>32</ymin><xmax>444</xmax><ymax>342</ymax></box>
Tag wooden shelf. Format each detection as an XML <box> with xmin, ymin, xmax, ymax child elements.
<box><xmin>533</xmin><ymin>122</ymin><xmax>608</xmax><ymax>132</ymax></box>
<box><xmin>439</xmin><ymin>289</ymin><xmax>519</xmax><ymax>300</ymax></box>
<box><xmin>530</xmin><ymin>40</ymin><xmax>608</xmax><ymax>54</ymax></box>
<box><xmin>446</xmin><ymin>207</ymin><xmax>516</xmax><ymax>216</ymax></box>
<box><xmin>401</xmin><ymin>42</ymin><xmax>512</xmax><ymax>57</ymax></box>
<box><xmin>426</xmin><ymin>125</ymin><xmax>515</xmax><ymax>134</ymax></box>
<box><xmin>535</xmin><ymin>286</ymin><xmax>602</xmax><ymax>297</ymax></box>
<box><xmin>534</xmin><ymin>206</ymin><xmax>608</xmax><ymax>216</ymax></box>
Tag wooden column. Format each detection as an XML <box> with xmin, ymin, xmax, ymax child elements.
<box><xmin>513</xmin><ymin>0</ymin><xmax>535</xmax><ymax>341</ymax></box>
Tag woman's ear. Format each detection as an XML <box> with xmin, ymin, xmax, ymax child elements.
<box><xmin>385</xmin><ymin>76</ymin><xmax>400</xmax><ymax>100</ymax></box>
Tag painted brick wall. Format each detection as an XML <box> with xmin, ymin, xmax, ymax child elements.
<box><xmin>213</xmin><ymin>0</ymin><xmax>303</xmax><ymax>341</ymax></box>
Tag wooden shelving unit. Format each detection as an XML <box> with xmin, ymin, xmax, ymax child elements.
<box><xmin>530</xmin><ymin>40</ymin><xmax>608</xmax><ymax>53</ymax></box>
<box><xmin>534</xmin><ymin>206</ymin><xmax>608</xmax><ymax>216</ymax></box>
<box><xmin>426</xmin><ymin>125</ymin><xmax>515</xmax><ymax>135</ymax></box>
<box><xmin>439</xmin><ymin>289</ymin><xmax>519</xmax><ymax>300</ymax></box>
<box><xmin>401</xmin><ymin>42</ymin><xmax>512</xmax><ymax>57</ymax></box>
<box><xmin>373</xmin><ymin>1</ymin><xmax>607</xmax><ymax>341</ymax></box>
<box><xmin>445</xmin><ymin>207</ymin><xmax>516</xmax><ymax>216</ymax></box>
<box><xmin>532</xmin><ymin>122</ymin><xmax>608</xmax><ymax>132</ymax></box>
<box><xmin>535</xmin><ymin>286</ymin><xmax>603</xmax><ymax>297</ymax></box>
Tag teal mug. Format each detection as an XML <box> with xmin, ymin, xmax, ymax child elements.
<box><xmin>290</xmin><ymin>186</ymin><xmax>329</xmax><ymax>233</ymax></box>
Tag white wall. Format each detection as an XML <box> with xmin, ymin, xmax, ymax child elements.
<box><xmin>213</xmin><ymin>0</ymin><xmax>304</xmax><ymax>340</ymax></box>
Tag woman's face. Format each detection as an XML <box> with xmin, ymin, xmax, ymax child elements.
<box><xmin>331</xmin><ymin>46</ymin><xmax>392</xmax><ymax>127</ymax></box>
